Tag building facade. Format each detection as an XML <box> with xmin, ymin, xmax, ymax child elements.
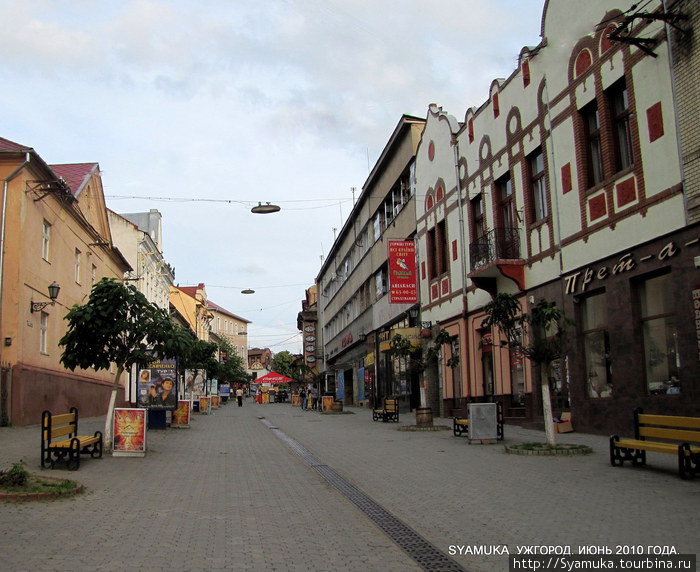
<box><xmin>0</xmin><ymin>139</ymin><xmax>131</xmax><ymax>426</ymax></box>
<box><xmin>414</xmin><ymin>0</ymin><xmax>698</xmax><ymax>434</ymax></box>
<box><xmin>317</xmin><ymin>115</ymin><xmax>426</xmax><ymax>411</ymax></box>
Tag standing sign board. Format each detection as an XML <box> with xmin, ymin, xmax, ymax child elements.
<box><xmin>136</xmin><ymin>359</ymin><xmax>178</xmax><ymax>410</ymax></box>
<box><xmin>112</xmin><ymin>408</ymin><xmax>147</xmax><ymax>457</ymax></box>
<box><xmin>171</xmin><ymin>400</ymin><xmax>191</xmax><ymax>428</ymax></box>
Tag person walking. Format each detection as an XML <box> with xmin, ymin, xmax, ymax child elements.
<box><xmin>236</xmin><ymin>387</ymin><xmax>244</xmax><ymax>407</ymax></box>
<box><xmin>299</xmin><ymin>387</ymin><xmax>307</xmax><ymax>410</ymax></box>
<box><xmin>310</xmin><ymin>384</ymin><xmax>319</xmax><ymax>411</ymax></box>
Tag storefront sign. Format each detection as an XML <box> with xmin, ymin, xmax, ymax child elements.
<box><xmin>379</xmin><ymin>327</ymin><xmax>421</xmax><ymax>351</ymax></box>
<box><xmin>112</xmin><ymin>408</ymin><xmax>147</xmax><ymax>457</ymax></box>
<box><xmin>562</xmin><ymin>241</ymin><xmax>679</xmax><ymax>295</ymax></box>
<box><xmin>388</xmin><ymin>240</ymin><xmax>418</xmax><ymax>303</ymax></box>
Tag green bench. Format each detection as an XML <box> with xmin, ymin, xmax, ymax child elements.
<box><xmin>41</xmin><ymin>407</ymin><xmax>103</xmax><ymax>471</ymax></box>
<box><xmin>373</xmin><ymin>398</ymin><xmax>399</xmax><ymax>423</ymax></box>
<box><xmin>453</xmin><ymin>401</ymin><xmax>504</xmax><ymax>440</ymax></box>
<box><xmin>610</xmin><ymin>408</ymin><xmax>700</xmax><ymax>479</ymax></box>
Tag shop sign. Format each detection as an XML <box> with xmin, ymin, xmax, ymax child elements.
<box><xmin>562</xmin><ymin>241</ymin><xmax>679</xmax><ymax>295</ymax></box>
<box><xmin>341</xmin><ymin>333</ymin><xmax>353</xmax><ymax>347</ymax></box>
<box><xmin>388</xmin><ymin>240</ymin><xmax>418</xmax><ymax>304</ymax></box>
<box><xmin>379</xmin><ymin>327</ymin><xmax>421</xmax><ymax>351</ymax></box>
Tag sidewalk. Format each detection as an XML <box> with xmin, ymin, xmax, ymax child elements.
<box><xmin>0</xmin><ymin>401</ymin><xmax>697</xmax><ymax>572</ymax></box>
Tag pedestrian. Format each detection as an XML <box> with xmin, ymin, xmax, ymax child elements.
<box><xmin>310</xmin><ymin>384</ymin><xmax>319</xmax><ymax>411</ymax></box>
<box><xmin>299</xmin><ymin>387</ymin><xmax>307</xmax><ymax>410</ymax></box>
<box><xmin>236</xmin><ymin>387</ymin><xmax>244</xmax><ymax>407</ymax></box>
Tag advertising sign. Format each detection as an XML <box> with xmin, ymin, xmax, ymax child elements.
<box><xmin>336</xmin><ymin>370</ymin><xmax>345</xmax><ymax>400</ymax></box>
<box><xmin>171</xmin><ymin>400</ymin><xmax>191</xmax><ymax>428</ymax></box>
<box><xmin>112</xmin><ymin>408</ymin><xmax>147</xmax><ymax>457</ymax></box>
<box><xmin>184</xmin><ymin>370</ymin><xmax>206</xmax><ymax>396</ymax></box>
<box><xmin>137</xmin><ymin>359</ymin><xmax>178</xmax><ymax>410</ymax></box>
<box><xmin>388</xmin><ymin>240</ymin><xmax>417</xmax><ymax>304</ymax></box>
<box><xmin>199</xmin><ymin>396</ymin><xmax>211</xmax><ymax>414</ymax></box>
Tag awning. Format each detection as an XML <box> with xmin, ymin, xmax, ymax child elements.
<box><xmin>252</xmin><ymin>371</ymin><xmax>293</xmax><ymax>384</ymax></box>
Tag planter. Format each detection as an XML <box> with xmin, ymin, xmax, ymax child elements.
<box><xmin>416</xmin><ymin>407</ymin><xmax>433</xmax><ymax>427</ymax></box>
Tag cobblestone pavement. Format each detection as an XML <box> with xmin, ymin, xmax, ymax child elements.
<box><xmin>0</xmin><ymin>400</ymin><xmax>697</xmax><ymax>572</ymax></box>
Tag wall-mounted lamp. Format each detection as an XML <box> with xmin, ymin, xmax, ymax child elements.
<box><xmin>359</xmin><ymin>331</ymin><xmax>366</xmax><ymax>342</ymax></box>
<box><xmin>30</xmin><ymin>281</ymin><xmax>60</xmax><ymax>313</ymax></box>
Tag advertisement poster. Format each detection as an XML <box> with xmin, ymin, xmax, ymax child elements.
<box><xmin>171</xmin><ymin>400</ymin><xmax>191</xmax><ymax>428</ymax></box>
<box><xmin>388</xmin><ymin>240</ymin><xmax>418</xmax><ymax>304</ymax></box>
<box><xmin>137</xmin><ymin>359</ymin><xmax>178</xmax><ymax>410</ymax></box>
<box><xmin>199</xmin><ymin>396</ymin><xmax>211</xmax><ymax>414</ymax></box>
<box><xmin>336</xmin><ymin>370</ymin><xmax>345</xmax><ymax>400</ymax></box>
<box><xmin>211</xmin><ymin>395</ymin><xmax>221</xmax><ymax>408</ymax></box>
<box><xmin>219</xmin><ymin>384</ymin><xmax>231</xmax><ymax>401</ymax></box>
<box><xmin>112</xmin><ymin>408</ymin><xmax>146</xmax><ymax>457</ymax></box>
<box><xmin>207</xmin><ymin>379</ymin><xmax>219</xmax><ymax>396</ymax></box>
<box><xmin>357</xmin><ymin>367</ymin><xmax>366</xmax><ymax>401</ymax></box>
<box><xmin>184</xmin><ymin>369</ymin><xmax>206</xmax><ymax>396</ymax></box>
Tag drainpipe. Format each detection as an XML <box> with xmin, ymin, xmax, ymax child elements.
<box><xmin>0</xmin><ymin>152</ymin><xmax>32</xmax><ymax>362</ymax></box>
<box><xmin>452</xmin><ymin>134</ymin><xmax>471</xmax><ymax>406</ymax></box>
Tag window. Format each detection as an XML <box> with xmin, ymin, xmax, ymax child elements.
<box><xmin>608</xmin><ymin>79</ymin><xmax>633</xmax><ymax>172</ymax></box>
<box><xmin>375</xmin><ymin>267</ymin><xmax>387</xmax><ymax>298</ymax></box>
<box><xmin>582</xmin><ymin>292</ymin><xmax>613</xmax><ymax>398</ymax></box>
<box><xmin>471</xmin><ymin>194</ymin><xmax>486</xmax><ymax>239</ymax></box>
<box><xmin>582</xmin><ymin>100</ymin><xmax>604</xmax><ymax>187</ymax></box>
<box><xmin>639</xmin><ymin>274</ymin><xmax>680</xmax><ymax>395</ymax></box>
<box><xmin>426</xmin><ymin>220</ymin><xmax>448</xmax><ymax>280</ymax></box>
<box><xmin>496</xmin><ymin>175</ymin><xmax>518</xmax><ymax>259</ymax></box>
<box><xmin>40</xmin><ymin>312</ymin><xmax>49</xmax><ymax>354</ymax></box>
<box><xmin>42</xmin><ymin>221</ymin><xmax>51</xmax><ymax>261</ymax></box>
<box><xmin>529</xmin><ymin>149</ymin><xmax>548</xmax><ymax>222</ymax></box>
<box><xmin>74</xmin><ymin>249</ymin><xmax>81</xmax><ymax>283</ymax></box>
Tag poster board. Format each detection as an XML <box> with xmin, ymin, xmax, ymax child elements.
<box><xmin>112</xmin><ymin>408</ymin><xmax>147</xmax><ymax>457</ymax></box>
<box><xmin>171</xmin><ymin>400</ymin><xmax>191</xmax><ymax>428</ymax></box>
<box><xmin>198</xmin><ymin>396</ymin><xmax>212</xmax><ymax>414</ymax></box>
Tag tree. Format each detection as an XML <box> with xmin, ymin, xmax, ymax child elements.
<box><xmin>59</xmin><ymin>278</ymin><xmax>192</xmax><ymax>449</ymax></box>
<box><xmin>215</xmin><ymin>337</ymin><xmax>249</xmax><ymax>385</ymax></box>
<box><xmin>271</xmin><ymin>350</ymin><xmax>296</xmax><ymax>379</ymax></box>
<box><xmin>482</xmin><ymin>293</ymin><xmax>569</xmax><ymax>446</ymax></box>
<box><xmin>179</xmin><ymin>338</ymin><xmax>219</xmax><ymax>393</ymax></box>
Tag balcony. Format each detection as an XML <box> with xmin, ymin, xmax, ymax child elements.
<box><xmin>468</xmin><ymin>227</ymin><xmax>525</xmax><ymax>295</ymax></box>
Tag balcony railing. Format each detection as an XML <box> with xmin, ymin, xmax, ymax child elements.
<box><xmin>469</xmin><ymin>227</ymin><xmax>521</xmax><ymax>271</ymax></box>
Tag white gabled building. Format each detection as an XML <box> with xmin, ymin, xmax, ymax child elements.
<box><xmin>415</xmin><ymin>0</ymin><xmax>697</xmax><ymax>434</ymax></box>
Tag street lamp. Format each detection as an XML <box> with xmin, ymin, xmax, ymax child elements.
<box><xmin>241</xmin><ymin>288</ymin><xmax>255</xmax><ymax>294</ymax></box>
<box><xmin>30</xmin><ymin>282</ymin><xmax>60</xmax><ymax>312</ymax></box>
<box><xmin>251</xmin><ymin>202</ymin><xmax>281</xmax><ymax>214</ymax></box>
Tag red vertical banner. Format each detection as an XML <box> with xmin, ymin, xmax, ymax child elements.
<box><xmin>388</xmin><ymin>240</ymin><xmax>417</xmax><ymax>304</ymax></box>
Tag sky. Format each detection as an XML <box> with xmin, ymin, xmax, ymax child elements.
<box><xmin>1</xmin><ymin>0</ymin><xmax>545</xmax><ymax>354</ymax></box>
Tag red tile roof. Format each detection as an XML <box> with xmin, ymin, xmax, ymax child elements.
<box><xmin>0</xmin><ymin>136</ymin><xmax>32</xmax><ymax>152</ymax></box>
<box><xmin>50</xmin><ymin>163</ymin><xmax>98</xmax><ymax>197</ymax></box>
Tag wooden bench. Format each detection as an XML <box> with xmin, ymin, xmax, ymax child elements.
<box><xmin>610</xmin><ymin>408</ymin><xmax>700</xmax><ymax>479</ymax></box>
<box><xmin>453</xmin><ymin>401</ymin><xmax>504</xmax><ymax>440</ymax></box>
<box><xmin>41</xmin><ymin>407</ymin><xmax>103</xmax><ymax>471</ymax></box>
<box><xmin>373</xmin><ymin>398</ymin><xmax>399</xmax><ymax>423</ymax></box>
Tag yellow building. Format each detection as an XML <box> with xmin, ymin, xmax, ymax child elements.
<box><xmin>0</xmin><ymin>137</ymin><xmax>131</xmax><ymax>426</ymax></box>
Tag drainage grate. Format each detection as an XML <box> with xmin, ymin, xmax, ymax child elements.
<box><xmin>262</xmin><ymin>419</ymin><xmax>466</xmax><ymax>572</ymax></box>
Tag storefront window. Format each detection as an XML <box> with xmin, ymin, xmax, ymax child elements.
<box><xmin>582</xmin><ymin>292</ymin><xmax>613</xmax><ymax>398</ymax></box>
<box><xmin>639</xmin><ymin>274</ymin><xmax>680</xmax><ymax>394</ymax></box>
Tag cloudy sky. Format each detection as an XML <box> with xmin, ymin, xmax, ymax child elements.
<box><xmin>1</xmin><ymin>0</ymin><xmax>545</xmax><ymax>354</ymax></box>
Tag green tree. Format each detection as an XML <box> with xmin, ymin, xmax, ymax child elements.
<box><xmin>482</xmin><ymin>293</ymin><xmax>569</xmax><ymax>446</ymax></box>
<box><xmin>59</xmin><ymin>278</ymin><xmax>192</xmax><ymax>449</ymax></box>
<box><xmin>179</xmin><ymin>338</ymin><xmax>219</xmax><ymax>393</ymax></box>
<box><xmin>271</xmin><ymin>350</ymin><xmax>296</xmax><ymax>378</ymax></box>
<box><xmin>215</xmin><ymin>337</ymin><xmax>249</xmax><ymax>385</ymax></box>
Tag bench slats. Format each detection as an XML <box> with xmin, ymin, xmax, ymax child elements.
<box><xmin>638</xmin><ymin>414</ymin><xmax>700</xmax><ymax>430</ymax></box>
<box><xmin>50</xmin><ymin>435</ymin><xmax>101</xmax><ymax>448</ymax></box>
<box><xmin>610</xmin><ymin>408</ymin><xmax>700</xmax><ymax>479</ymax></box>
<box><xmin>638</xmin><ymin>426</ymin><xmax>700</xmax><ymax>444</ymax></box>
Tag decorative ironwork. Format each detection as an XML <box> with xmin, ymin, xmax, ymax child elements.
<box><xmin>469</xmin><ymin>227</ymin><xmax>521</xmax><ymax>271</ymax></box>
